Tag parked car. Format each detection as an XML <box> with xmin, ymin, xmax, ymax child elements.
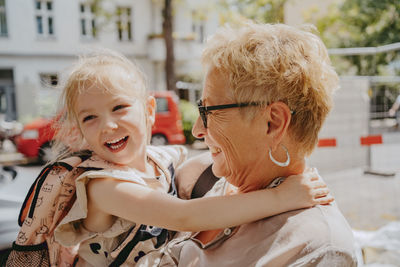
<box><xmin>150</xmin><ymin>90</ymin><xmax>186</xmax><ymax>146</ymax></box>
<box><xmin>15</xmin><ymin>116</ymin><xmax>57</xmax><ymax>163</ymax></box>
<box><xmin>15</xmin><ymin>91</ymin><xmax>185</xmax><ymax>163</ymax></box>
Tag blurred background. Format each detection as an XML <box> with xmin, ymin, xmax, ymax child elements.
<box><xmin>0</xmin><ymin>0</ymin><xmax>399</xmax><ymax>266</ymax></box>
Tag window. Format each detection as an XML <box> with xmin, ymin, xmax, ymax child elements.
<box><xmin>80</xmin><ymin>2</ymin><xmax>97</xmax><ymax>38</ymax></box>
<box><xmin>191</xmin><ymin>11</ymin><xmax>205</xmax><ymax>43</ymax></box>
<box><xmin>0</xmin><ymin>90</ymin><xmax>7</xmax><ymax>114</ymax></box>
<box><xmin>0</xmin><ymin>0</ymin><xmax>7</xmax><ymax>37</ymax></box>
<box><xmin>35</xmin><ymin>0</ymin><xmax>54</xmax><ymax>37</ymax></box>
<box><xmin>40</xmin><ymin>73</ymin><xmax>58</xmax><ymax>87</ymax></box>
<box><xmin>116</xmin><ymin>7</ymin><xmax>132</xmax><ymax>41</ymax></box>
<box><xmin>155</xmin><ymin>97</ymin><xmax>169</xmax><ymax>113</ymax></box>
<box><xmin>38</xmin><ymin>73</ymin><xmax>59</xmax><ymax>117</ymax></box>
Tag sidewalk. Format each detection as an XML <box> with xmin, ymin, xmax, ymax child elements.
<box><xmin>323</xmin><ymin>167</ymin><xmax>400</xmax><ymax>230</ymax></box>
<box><xmin>323</xmin><ymin>167</ymin><xmax>400</xmax><ymax>266</ymax></box>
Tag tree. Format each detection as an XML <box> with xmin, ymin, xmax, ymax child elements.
<box><xmin>162</xmin><ymin>0</ymin><xmax>177</xmax><ymax>92</ymax></box>
<box><xmin>316</xmin><ymin>0</ymin><xmax>400</xmax><ymax>76</ymax></box>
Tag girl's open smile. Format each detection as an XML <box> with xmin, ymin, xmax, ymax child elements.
<box><xmin>105</xmin><ymin>136</ymin><xmax>129</xmax><ymax>152</ymax></box>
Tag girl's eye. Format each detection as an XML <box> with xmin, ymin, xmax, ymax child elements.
<box><xmin>82</xmin><ymin>115</ymin><xmax>96</xmax><ymax>123</ymax></box>
<box><xmin>113</xmin><ymin>104</ymin><xmax>129</xmax><ymax>112</ymax></box>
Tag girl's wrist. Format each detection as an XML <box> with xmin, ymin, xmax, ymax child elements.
<box><xmin>268</xmin><ymin>187</ymin><xmax>286</xmax><ymax>211</ymax></box>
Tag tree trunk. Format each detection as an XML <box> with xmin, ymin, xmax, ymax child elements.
<box><xmin>163</xmin><ymin>0</ymin><xmax>177</xmax><ymax>92</ymax></box>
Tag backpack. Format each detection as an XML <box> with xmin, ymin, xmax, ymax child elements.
<box><xmin>4</xmin><ymin>146</ymin><xmax>182</xmax><ymax>267</ymax></box>
<box><xmin>5</xmin><ymin>150</ymin><xmax>93</xmax><ymax>267</ymax></box>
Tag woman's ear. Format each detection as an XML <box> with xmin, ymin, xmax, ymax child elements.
<box><xmin>146</xmin><ymin>96</ymin><xmax>156</xmax><ymax>126</ymax></box>
<box><xmin>266</xmin><ymin>102</ymin><xmax>292</xmax><ymax>149</ymax></box>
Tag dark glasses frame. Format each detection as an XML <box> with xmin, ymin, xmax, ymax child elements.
<box><xmin>197</xmin><ymin>99</ymin><xmax>296</xmax><ymax>128</ymax></box>
<box><xmin>197</xmin><ymin>99</ymin><xmax>262</xmax><ymax>128</ymax></box>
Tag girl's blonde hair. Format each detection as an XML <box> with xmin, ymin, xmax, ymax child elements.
<box><xmin>202</xmin><ymin>23</ymin><xmax>339</xmax><ymax>155</ymax></box>
<box><xmin>52</xmin><ymin>49</ymin><xmax>149</xmax><ymax>160</ymax></box>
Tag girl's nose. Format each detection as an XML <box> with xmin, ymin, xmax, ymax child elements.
<box><xmin>192</xmin><ymin>116</ymin><xmax>205</xmax><ymax>139</ymax></box>
<box><xmin>102</xmin><ymin>118</ymin><xmax>118</xmax><ymax>132</ymax></box>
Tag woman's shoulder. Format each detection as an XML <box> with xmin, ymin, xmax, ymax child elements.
<box><xmin>254</xmin><ymin>203</ymin><xmax>355</xmax><ymax>251</ymax></box>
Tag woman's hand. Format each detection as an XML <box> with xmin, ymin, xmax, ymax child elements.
<box><xmin>275</xmin><ymin>168</ymin><xmax>334</xmax><ymax>211</ymax></box>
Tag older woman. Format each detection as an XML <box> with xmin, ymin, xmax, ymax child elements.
<box><xmin>157</xmin><ymin>23</ymin><xmax>357</xmax><ymax>266</ymax></box>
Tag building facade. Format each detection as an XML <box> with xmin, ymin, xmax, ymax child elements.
<box><xmin>0</xmin><ymin>0</ymin><xmax>218</xmax><ymax>122</ymax></box>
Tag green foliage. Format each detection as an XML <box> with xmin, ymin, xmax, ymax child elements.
<box><xmin>178</xmin><ymin>100</ymin><xmax>199</xmax><ymax>144</ymax></box>
<box><xmin>218</xmin><ymin>0</ymin><xmax>288</xmax><ymax>23</ymax></box>
<box><xmin>316</xmin><ymin>0</ymin><xmax>400</xmax><ymax>75</ymax></box>
<box><xmin>220</xmin><ymin>0</ymin><xmax>400</xmax><ymax>76</ymax></box>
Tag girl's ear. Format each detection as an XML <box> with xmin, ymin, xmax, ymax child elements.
<box><xmin>266</xmin><ymin>102</ymin><xmax>292</xmax><ymax>150</ymax></box>
<box><xmin>146</xmin><ymin>95</ymin><xmax>156</xmax><ymax>126</ymax></box>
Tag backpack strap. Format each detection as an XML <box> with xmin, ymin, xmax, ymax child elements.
<box><xmin>18</xmin><ymin>164</ymin><xmax>55</xmax><ymax>226</ymax></box>
<box><xmin>190</xmin><ymin>164</ymin><xmax>218</xmax><ymax>199</ymax></box>
<box><xmin>17</xmin><ymin>150</ymin><xmax>93</xmax><ymax>226</ymax></box>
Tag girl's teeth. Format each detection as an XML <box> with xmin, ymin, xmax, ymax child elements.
<box><xmin>107</xmin><ymin>136</ymin><xmax>126</xmax><ymax>145</ymax></box>
<box><xmin>110</xmin><ymin>143</ymin><xmax>124</xmax><ymax>150</ymax></box>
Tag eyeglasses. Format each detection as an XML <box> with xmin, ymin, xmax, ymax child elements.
<box><xmin>197</xmin><ymin>99</ymin><xmax>263</xmax><ymax>128</ymax></box>
<box><xmin>197</xmin><ymin>99</ymin><xmax>296</xmax><ymax>128</ymax></box>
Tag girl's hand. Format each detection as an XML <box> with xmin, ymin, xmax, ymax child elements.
<box><xmin>275</xmin><ymin>168</ymin><xmax>334</xmax><ymax>211</ymax></box>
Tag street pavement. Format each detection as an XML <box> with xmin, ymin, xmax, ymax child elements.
<box><xmin>322</xmin><ymin>168</ymin><xmax>400</xmax><ymax>266</ymax></box>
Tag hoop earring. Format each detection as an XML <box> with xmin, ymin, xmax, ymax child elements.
<box><xmin>269</xmin><ymin>144</ymin><xmax>290</xmax><ymax>167</ymax></box>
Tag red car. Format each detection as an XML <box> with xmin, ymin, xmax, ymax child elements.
<box><xmin>15</xmin><ymin>91</ymin><xmax>185</xmax><ymax>163</ymax></box>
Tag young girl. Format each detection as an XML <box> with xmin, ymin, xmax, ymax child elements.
<box><xmin>19</xmin><ymin>50</ymin><xmax>332</xmax><ymax>266</ymax></box>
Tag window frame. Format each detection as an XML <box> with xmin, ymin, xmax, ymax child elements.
<box><xmin>191</xmin><ymin>10</ymin><xmax>206</xmax><ymax>43</ymax></box>
<box><xmin>79</xmin><ymin>2</ymin><xmax>97</xmax><ymax>39</ymax></box>
<box><xmin>116</xmin><ymin>6</ymin><xmax>133</xmax><ymax>42</ymax></box>
<box><xmin>39</xmin><ymin>73</ymin><xmax>58</xmax><ymax>88</ymax></box>
<box><xmin>0</xmin><ymin>0</ymin><xmax>8</xmax><ymax>37</ymax></box>
<box><xmin>34</xmin><ymin>0</ymin><xmax>55</xmax><ymax>38</ymax></box>
<box><xmin>155</xmin><ymin>97</ymin><xmax>170</xmax><ymax>113</ymax></box>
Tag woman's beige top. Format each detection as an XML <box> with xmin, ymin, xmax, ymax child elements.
<box><xmin>54</xmin><ymin>145</ymin><xmax>187</xmax><ymax>267</ymax></box>
<box><xmin>154</xmin><ymin>177</ymin><xmax>358</xmax><ymax>267</ymax></box>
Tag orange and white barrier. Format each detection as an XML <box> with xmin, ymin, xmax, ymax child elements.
<box><xmin>308</xmin><ymin>132</ymin><xmax>400</xmax><ymax>173</ymax></box>
<box><xmin>317</xmin><ymin>133</ymin><xmax>400</xmax><ymax>148</ymax></box>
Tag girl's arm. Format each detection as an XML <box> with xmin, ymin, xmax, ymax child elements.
<box><xmin>87</xmin><ymin>168</ymin><xmax>332</xmax><ymax>232</ymax></box>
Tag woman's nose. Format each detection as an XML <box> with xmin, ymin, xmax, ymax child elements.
<box><xmin>192</xmin><ymin>116</ymin><xmax>205</xmax><ymax>139</ymax></box>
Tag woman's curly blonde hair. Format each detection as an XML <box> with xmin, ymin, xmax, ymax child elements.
<box><xmin>202</xmin><ymin>23</ymin><xmax>339</xmax><ymax>155</ymax></box>
<box><xmin>52</xmin><ymin>49</ymin><xmax>149</xmax><ymax>160</ymax></box>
